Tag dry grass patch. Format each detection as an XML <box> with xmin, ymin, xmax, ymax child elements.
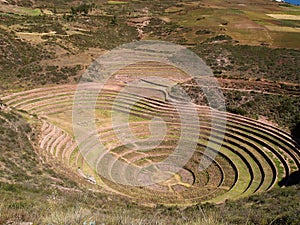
<box><xmin>266</xmin><ymin>25</ymin><xmax>300</xmax><ymax>32</ymax></box>
<box><xmin>267</xmin><ymin>14</ymin><xmax>300</xmax><ymax>20</ymax></box>
<box><xmin>16</xmin><ymin>31</ymin><xmax>57</xmax><ymax>43</ymax></box>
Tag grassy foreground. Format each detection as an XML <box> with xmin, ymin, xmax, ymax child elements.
<box><xmin>1</xmin><ymin>175</ymin><xmax>299</xmax><ymax>224</ymax></box>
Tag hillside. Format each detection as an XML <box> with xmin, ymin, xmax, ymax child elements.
<box><xmin>0</xmin><ymin>0</ymin><xmax>299</xmax><ymax>224</ymax></box>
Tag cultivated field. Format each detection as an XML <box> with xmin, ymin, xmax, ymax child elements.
<box><xmin>267</xmin><ymin>14</ymin><xmax>300</xmax><ymax>20</ymax></box>
<box><xmin>2</xmin><ymin>62</ymin><xmax>299</xmax><ymax>206</ymax></box>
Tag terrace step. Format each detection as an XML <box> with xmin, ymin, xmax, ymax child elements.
<box><xmin>2</xmin><ymin>84</ymin><xmax>299</xmax><ymax>205</ymax></box>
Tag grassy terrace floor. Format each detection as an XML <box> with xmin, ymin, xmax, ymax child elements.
<box><xmin>1</xmin><ymin>83</ymin><xmax>299</xmax><ymax>207</ymax></box>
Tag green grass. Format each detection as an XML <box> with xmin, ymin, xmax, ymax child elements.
<box><xmin>19</xmin><ymin>8</ymin><xmax>42</xmax><ymax>16</ymax></box>
<box><xmin>266</xmin><ymin>151</ymin><xmax>285</xmax><ymax>183</ymax></box>
<box><xmin>107</xmin><ymin>1</ymin><xmax>129</xmax><ymax>4</ymax></box>
<box><xmin>280</xmin><ymin>4</ymin><xmax>300</xmax><ymax>13</ymax></box>
<box><xmin>283</xmin><ymin>10</ymin><xmax>300</xmax><ymax>15</ymax></box>
<box><xmin>0</xmin><ymin>13</ymin><xmax>19</xmax><ymax>17</ymax></box>
<box><xmin>69</xmin><ymin>147</ymin><xmax>79</xmax><ymax>166</ymax></box>
<box><xmin>278</xmin><ymin>19</ymin><xmax>300</xmax><ymax>27</ymax></box>
<box><xmin>129</xmin><ymin>113</ymin><xmax>150</xmax><ymax>122</ymax></box>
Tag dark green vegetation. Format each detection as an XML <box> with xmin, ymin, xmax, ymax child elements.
<box><xmin>184</xmin><ymin>43</ymin><xmax>300</xmax><ymax>130</ymax></box>
<box><xmin>224</xmin><ymin>91</ymin><xmax>300</xmax><ymax>129</ymax></box>
<box><xmin>188</xmin><ymin>86</ymin><xmax>300</xmax><ymax>131</ymax></box>
<box><xmin>193</xmin><ymin>44</ymin><xmax>300</xmax><ymax>83</ymax></box>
